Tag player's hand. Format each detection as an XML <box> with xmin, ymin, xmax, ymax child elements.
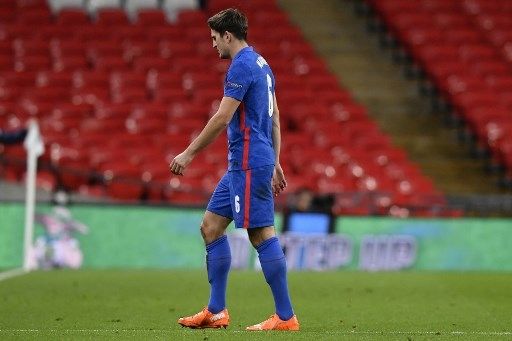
<box><xmin>170</xmin><ymin>151</ymin><xmax>194</xmax><ymax>176</ymax></box>
<box><xmin>272</xmin><ymin>164</ymin><xmax>287</xmax><ymax>196</ymax></box>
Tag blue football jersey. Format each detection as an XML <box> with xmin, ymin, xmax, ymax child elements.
<box><xmin>223</xmin><ymin>46</ymin><xmax>275</xmax><ymax>171</ymax></box>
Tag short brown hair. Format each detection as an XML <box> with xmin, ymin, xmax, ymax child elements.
<box><xmin>207</xmin><ymin>8</ymin><xmax>248</xmax><ymax>41</ymax></box>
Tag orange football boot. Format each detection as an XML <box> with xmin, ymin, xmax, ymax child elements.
<box><xmin>246</xmin><ymin>314</ymin><xmax>300</xmax><ymax>331</ymax></box>
<box><xmin>177</xmin><ymin>307</ymin><xmax>230</xmax><ymax>329</ymax></box>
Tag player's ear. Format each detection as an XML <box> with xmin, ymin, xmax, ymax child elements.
<box><xmin>224</xmin><ymin>31</ymin><xmax>232</xmax><ymax>42</ymax></box>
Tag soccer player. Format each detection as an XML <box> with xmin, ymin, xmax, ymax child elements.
<box><xmin>170</xmin><ymin>8</ymin><xmax>299</xmax><ymax>331</ymax></box>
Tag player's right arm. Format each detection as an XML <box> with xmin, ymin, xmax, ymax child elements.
<box><xmin>169</xmin><ymin>96</ymin><xmax>240</xmax><ymax>176</ymax></box>
<box><xmin>271</xmin><ymin>92</ymin><xmax>287</xmax><ymax>196</ymax></box>
<box><xmin>170</xmin><ymin>61</ymin><xmax>249</xmax><ymax>176</ymax></box>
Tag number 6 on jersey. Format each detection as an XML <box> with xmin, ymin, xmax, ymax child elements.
<box><xmin>267</xmin><ymin>74</ymin><xmax>273</xmax><ymax>117</ymax></box>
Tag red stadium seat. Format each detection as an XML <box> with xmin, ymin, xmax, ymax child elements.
<box><xmin>110</xmin><ymin>71</ymin><xmax>147</xmax><ymax>89</ymax></box>
<box><xmin>95</xmin><ymin>102</ymin><xmax>133</xmax><ymax>118</ymax></box>
<box><xmin>51</xmin><ymin>39</ymin><xmax>87</xmax><ymax>58</ymax></box>
<box><xmin>0</xmin><ymin>8</ymin><xmax>16</xmax><ymax>24</ymax></box>
<box><xmin>96</xmin><ymin>9</ymin><xmax>130</xmax><ymax>26</ymax></box>
<box><xmin>71</xmin><ymin>86</ymin><xmax>110</xmax><ymax>105</ymax></box>
<box><xmin>105</xmin><ymin>179</ymin><xmax>145</xmax><ymax>201</ymax></box>
<box><xmin>110</xmin><ymin>25</ymin><xmax>147</xmax><ymax>42</ymax></box>
<box><xmin>53</xmin><ymin>55</ymin><xmax>89</xmax><ymax>71</ymax></box>
<box><xmin>56</xmin><ymin>9</ymin><xmax>90</xmax><ymax>26</ymax></box>
<box><xmin>136</xmin><ymin>9</ymin><xmax>167</xmax><ymax>26</ymax></box>
<box><xmin>17</xmin><ymin>8</ymin><xmax>52</xmax><ymax>25</ymax></box>
<box><xmin>112</xmin><ymin>86</ymin><xmax>148</xmax><ymax>103</ymax></box>
<box><xmin>73</xmin><ymin>71</ymin><xmax>109</xmax><ymax>88</ymax></box>
<box><xmin>177</xmin><ymin>10</ymin><xmax>207</xmax><ymax>27</ymax></box>
<box><xmin>75</xmin><ymin>26</ymin><xmax>109</xmax><ymax>42</ymax></box>
<box><xmin>124</xmin><ymin>41</ymin><xmax>160</xmax><ymax>62</ymax></box>
<box><xmin>133</xmin><ymin>56</ymin><xmax>171</xmax><ymax>72</ymax></box>
<box><xmin>146</xmin><ymin>26</ymin><xmax>183</xmax><ymax>42</ymax></box>
<box><xmin>154</xmin><ymin>88</ymin><xmax>187</xmax><ymax>103</ymax></box>
<box><xmin>173</xmin><ymin>56</ymin><xmax>209</xmax><ymax>73</ymax></box>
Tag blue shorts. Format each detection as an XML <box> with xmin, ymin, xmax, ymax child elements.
<box><xmin>207</xmin><ymin>165</ymin><xmax>275</xmax><ymax>229</ymax></box>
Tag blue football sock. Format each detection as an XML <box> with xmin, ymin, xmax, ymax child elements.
<box><xmin>257</xmin><ymin>237</ymin><xmax>294</xmax><ymax>321</ymax></box>
<box><xmin>206</xmin><ymin>235</ymin><xmax>231</xmax><ymax>314</ymax></box>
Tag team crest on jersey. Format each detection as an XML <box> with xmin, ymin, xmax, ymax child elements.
<box><xmin>226</xmin><ymin>81</ymin><xmax>243</xmax><ymax>89</ymax></box>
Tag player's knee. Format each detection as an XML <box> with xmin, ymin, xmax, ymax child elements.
<box><xmin>248</xmin><ymin>226</ymin><xmax>276</xmax><ymax>248</ymax></box>
<box><xmin>199</xmin><ymin>221</ymin><xmax>211</xmax><ymax>242</ymax></box>
<box><xmin>248</xmin><ymin>234</ymin><xmax>260</xmax><ymax>248</ymax></box>
<box><xmin>200</xmin><ymin>224</ymin><xmax>207</xmax><ymax>241</ymax></box>
<box><xmin>200</xmin><ymin>219</ymin><xmax>223</xmax><ymax>244</ymax></box>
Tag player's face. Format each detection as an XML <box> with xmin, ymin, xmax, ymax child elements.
<box><xmin>211</xmin><ymin>29</ymin><xmax>230</xmax><ymax>59</ymax></box>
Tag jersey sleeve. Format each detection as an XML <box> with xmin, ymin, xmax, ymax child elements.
<box><xmin>224</xmin><ymin>61</ymin><xmax>252</xmax><ymax>101</ymax></box>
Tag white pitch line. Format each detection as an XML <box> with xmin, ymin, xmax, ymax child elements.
<box><xmin>0</xmin><ymin>330</ymin><xmax>511</xmax><ymax>336</ymax></box>
<box><xmin>0</xmin><ymin>268</ymin><xmax>27</xmax><ymax>282</ymax></box>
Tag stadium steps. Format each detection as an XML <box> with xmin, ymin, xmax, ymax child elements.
<box><xmin>278</xmin><ymin>0</ymin><xmax>503</xmax><ymax>194</ymax></box>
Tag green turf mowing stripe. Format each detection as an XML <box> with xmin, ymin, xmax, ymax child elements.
<box><xmin>1</xmin><ymin>270</ymin><xmax>511</xmax><ymax>340</ymax></box>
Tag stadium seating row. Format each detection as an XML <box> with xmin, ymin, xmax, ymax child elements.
<box><xmin>2</xmin><ymin>0</ymin><xmax>199</xmax><ymax>20</ymax></box>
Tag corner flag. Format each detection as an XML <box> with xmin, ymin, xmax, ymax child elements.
<box><xmin>23</xmin><ymin>120</ymin><xmax>45</xmax><ymax>157</ymax></box>
<box><xmin>22</xmin><ymin>120</ymin><xmax>45</xmax><ymax>271</ymax></box>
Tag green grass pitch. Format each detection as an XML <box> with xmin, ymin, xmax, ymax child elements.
<box><xmin>1</xmin><ymin>270</ymin><xmax>511</xmax><ymax>340</ymax></box>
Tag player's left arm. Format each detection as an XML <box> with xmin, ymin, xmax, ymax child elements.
<box><xmin>170</xmin><ymin>96</ymin><xmax>240</xmax><ymax>175</ymax></box>
<box><xmin>271</xmin><ymin>92</ymin><xmax>287</xmax><ymax>196</ymax></box>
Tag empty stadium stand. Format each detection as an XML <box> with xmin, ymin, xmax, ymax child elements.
<box><xmin>366</xmin><ymin>0</ymin><xmax>512</xmax><ymax>189</ymax></box>
<box><xmin>0</xmin><ymin>0</ymin><xmax>454</xmax><ymax>216</ymax></box>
